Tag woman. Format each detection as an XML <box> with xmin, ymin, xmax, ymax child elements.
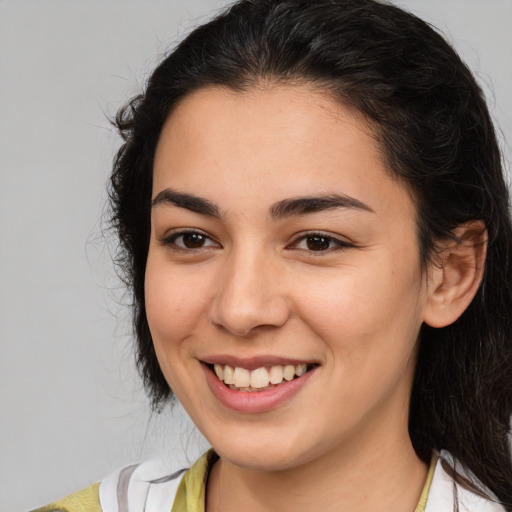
<box><xmin>34</xmin><ymin>0</ymin><xmax>512</xmax><ymax>510</ymax></box>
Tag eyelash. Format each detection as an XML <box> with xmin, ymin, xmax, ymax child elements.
<box><xmin>161</xmin><ymin>230</ymin><xmax>219</xmax><ymax>251</ymax></box>
<box><xmin>160</xmin><ymin>229</ymin><xmax>353</xmax><ymax>254</ymax></box>
<box><xmin>289</xmin><ymin>231</ymin><xmax>354</xmax><ymax>253</ymax></box>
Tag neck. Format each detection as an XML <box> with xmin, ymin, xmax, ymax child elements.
<box><xmin>206</xmin><ymin>428</ymin><xmax>428</xmax><ymax>512</ymax></box>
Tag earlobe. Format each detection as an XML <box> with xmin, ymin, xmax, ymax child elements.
<box><xmin>423</xmin><ymin>221</ymin><xmax>487</xmax><ymax>328</ymax></box>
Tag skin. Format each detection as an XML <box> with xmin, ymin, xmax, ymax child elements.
<box><xmin>145</xmin><ymin>85</ymin><xmax>466</xmax><ymax>511</ymax></box>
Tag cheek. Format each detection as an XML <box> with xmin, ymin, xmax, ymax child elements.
<box><xmin>294</xmin><ymin>256</ymin><xmax>425</xmax><ymax>354</ymax></box>
<box><xmin>144</xmin><ymin>257</ymin><xmax>210</xmax><ymax>347</ymax></box>
<box><xmin>294</xmin><ymin>265</ymin><xmax>424</xmax><ymax>419</ymax></box>
<box><xmin>144</xmin><ymin>258</ymin><xmax>214</xmax><ymax>400</ymax></box>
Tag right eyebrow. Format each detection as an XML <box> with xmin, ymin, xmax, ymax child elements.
<box><xmin>151</xmin><ymin>188</ymin><xmax>220</xmax><ymax>218</ymax></box>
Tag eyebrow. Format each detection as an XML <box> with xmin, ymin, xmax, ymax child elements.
<box><xmin>270</xmin><ymin>194</ymin><xmax>374</xmax><ymax>218</ymax></box>
<box><xmin>151</xmin><ymin>188</ymin><xmax>374</xmax><ymax>218</ymax></box>
<box><xmin>152</xmin><ymin>189</ymin><xmax>220</xmax><ymax>217</ymax></box>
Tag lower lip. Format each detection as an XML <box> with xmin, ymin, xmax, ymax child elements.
<box><xmin>202</xmin><ymin>364</ymin><xmax>317</xmax><ymax>413</ymax></box>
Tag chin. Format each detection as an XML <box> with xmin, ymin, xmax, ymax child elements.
<box><xmin>206</xmin><ymin>426</ymin><xmax>322</xmax><ymax>472</ymax></box>
<box><xmin>218</xmin><ymin>446</ymin><xmax>304</xmax><ymax>472</ymax></box>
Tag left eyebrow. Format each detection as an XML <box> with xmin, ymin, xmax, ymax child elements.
<box><xmin>270</xmin><ymin>194</ymin><xmax>375</xmax><ymax>218</ymax></box>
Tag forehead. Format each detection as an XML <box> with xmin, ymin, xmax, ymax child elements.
<box><xmin>153</xmin><ymin>85</ymin><xmax>414</xmax><ymax>221</ymax></box>
<box><xmin>156</xmin><ymin>84</ymin><xmax>376</xmax><ymax>165</ymax></box>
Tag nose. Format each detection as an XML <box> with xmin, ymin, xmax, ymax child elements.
<box><xmin>207</xmin><ymin>248</ymin><xmax>290</xmax><ymax>337</ymax></box>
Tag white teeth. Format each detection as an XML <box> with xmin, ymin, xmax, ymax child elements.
<box><xmin>269</xmin><ymin>365</ymin><xmax>284</xmax><ymax>384</ymax></box>
<box><xmin>283</xmin><ymin>365</ymin><xmax>295</xmax><ymax>381</ymax></box>
<box><xmin>212</xmin><ymin>363</ymin><xmax>311</xmax><ymax>390</ymax></box>
<box><xmin>223</xmin><ymin>365</ymin><xmax>234</xmax><ymax>385</ymax></box>
<box><xmin>250</xmin><ymin>367</ymin><xmax>270</xmax><ymax>389</ymax></box>
<box><xmin>233</xmin><ymin>367</ymin><xmax>251</xmax><ymax>388</ymax></box>
<box><xmin>214</xmin><ymin>364</ymin><xmax>224</xmax><ymax>380</ymax></box>
<box><xmin>295</xmin><ymin>364</ymin><xmax>307</xmax><ymax>377</ymax></box>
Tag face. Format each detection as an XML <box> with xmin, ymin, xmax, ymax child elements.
<box><xmin>145</xmin><ymin>85</ymin><xmax>430</xmax><ymax>471</ymax></box>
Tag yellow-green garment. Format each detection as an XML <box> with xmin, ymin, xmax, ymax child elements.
<box><xmin>32</xmin><ymin>450</ymin><xmax>505</xmax><ymax>512</ymax></box>
<box><xmin>29</xmin><ymin>453</ymin><xmax>214</xmax><ymax>512</ymax></box>
<box><xmin>30</xmin><ymin>483</ymin><xmax>101</xmax><ymax>512</ymax></box>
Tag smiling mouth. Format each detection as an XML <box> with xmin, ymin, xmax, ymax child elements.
<box><xmin>208</xmin><ymin>363</ymin><xmax>316</xmax><ymax>392</ymax></box>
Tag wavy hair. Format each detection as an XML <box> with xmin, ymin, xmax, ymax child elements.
<box><xmin>109</xmin><ymin>0</ymin><xmax>512</xmax><ymax>507</ymax></box>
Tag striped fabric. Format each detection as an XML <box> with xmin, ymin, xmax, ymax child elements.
<box><xmin>98</xmin><ymin>457</ymin><xmax>196</xmax><ymax>512</ymax></box>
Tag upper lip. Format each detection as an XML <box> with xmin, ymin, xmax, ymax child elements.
<box><xmin>200</xmin><ymin>355</ymin><xmax>318</xmax><ymax>370</ymax></box>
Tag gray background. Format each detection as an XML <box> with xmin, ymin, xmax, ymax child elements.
<box><xmin>1</xmin><ymin>1</ymin><xmax>510</xmax><ymax>510</ymax></box>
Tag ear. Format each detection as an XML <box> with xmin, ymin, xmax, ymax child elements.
<box><xmin>423</xmin><ymin>220</ymin><xmax>487</xmax><ymax>328</ymax></box>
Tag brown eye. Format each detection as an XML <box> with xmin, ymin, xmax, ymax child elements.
<box><xmin>163</xmin><ymin>230</ymin><xmax>218</xmax><ymax>250</ymax></box>
<box><xmin>290</xmin><ymin>232</ymin><xmax>353</xmax><ymax>253</ymax></box>
<box><xmin>306</xmin><ymin>235</ymin><xmax>331</xmax><ymax>251</ymax></box>
<box><xmin>182</xmin><ymin>232</ymin><xmax>207</xmax><ymax>248</ymax></box>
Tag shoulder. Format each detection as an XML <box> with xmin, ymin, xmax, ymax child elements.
<box><xmin>425</xmin><ymin>451</ymin><xmax>506</xmax><ymax>512</ymax></box>
<box><xmin>29</xmin><ymin>483</ymin><xmax>101</xmax><ymax>512</ymax></box>
<box><xmin>29</xmin><ymin>458</ymin><xmax>190</xmax><ymax>512</ymax></box>
<box><xmin>99</xmin><ymin>458</ymin><xmax>189</xmax><ymax>512</ymax></box>
<box><xmin>98</xmin><ymin>450</ymin><xmax>213</xmax><ymax>512</ymax></box>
